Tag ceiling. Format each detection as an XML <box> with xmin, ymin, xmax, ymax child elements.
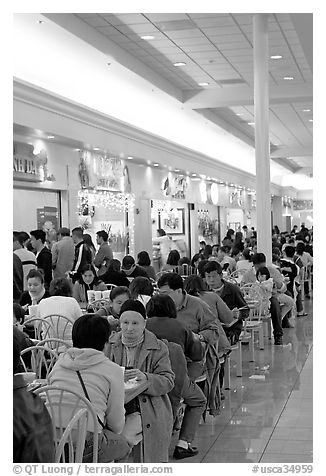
<box><xmin>43</xmin><ymin>12</ymin><xmax>313</xmax><ymax>178</ymax></box>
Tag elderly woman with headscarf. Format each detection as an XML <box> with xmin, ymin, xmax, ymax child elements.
<box><xmin>106</xmin><ymin>299</ymin><xmax>174</xmax><ymax>463</ymax></box>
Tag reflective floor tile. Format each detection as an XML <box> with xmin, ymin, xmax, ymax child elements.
<box><xmin>259</xmin><ymin>453</ymin><xmax>313</xmax><ymax>463</ymax></box>
<box><xmin>203</xmin><ymin>451</ymin><xmax>261</xmax><ymax>463</ymax></box>
<box><xmin>264</xmin><ymin>439</ymin><xmax>313</xmax><ymax>454</ymax></box>
<box><xmin>270</xmin><ymin>427</ymin><xmax>313</xmax><ymax>441</ymax></box>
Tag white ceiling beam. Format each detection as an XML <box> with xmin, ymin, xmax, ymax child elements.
<box><xmin>290</xmin><ymin>13</ymin><xmax>313</xmax><ymax>73</ymax></box>
<box><xmin>43</xmin><ymin>13</ymin><xmax>183</xmax><ymax>102</ymax></box>
<box><xmin>183</xmin><ymin>83</ymin><xmax>312</xmax><ymax>109</ymax></box>
<box><xmin>271</xmin><ymin>147</ymin><xmax>313</xmax><ymax>158</ymax></box>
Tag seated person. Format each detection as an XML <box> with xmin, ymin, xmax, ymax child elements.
<box><xmin>256</xmin><ymin>266</ymin><xmax>273</xmax><ymax>313</ymax></box>
<box><xmin>137</xmin><ymin>251</ymin><xmax>156</xmax><ymax>281</ymax></box>
<box><xmin>107</xmin><ymin>300</ymin><xmax>175</xmax><ymax>463</ymax></box>
<box><xmin>73</xmin><ymin>264</ymin><xmax>107</xmax><ymax>305</ymax></box>
<box><xmin>121</xmin><ymin>255</ymin><xmax>149</xmax><ymax>280</ymax></box>
<box><xmin>100</xmin><ymin>259</ymin><xmax>131</xmax><ymax>288</ymax></box>
<box><xmin>95</xmin><ymin>286</ymin><xmax>131</xmax><ymax>333</ymax></box>
<box><xmin>129</xmin><ymin>276</ymin><xmax>154</xmax><ymax>308</ymax></box>
<box><xmin>146</xmin><ymin>294</ymin><xmax>206</xmax><ymax>459</ymax></box>
<box><xmin>161</xmin><ymin>250</ymin><xmax>180</xmax><ymax>272</ymax></box>
<box><xmin>13</xmin><ymin>335</ymin><xmax>55</xmax><ymax>462</ymax></box>
<box><xmin>49</xmin><ymin>314</ymin><xmax>142</xmax><ymax>462</ymax></box>
<box><xmin>13</xmin><ymin>303</ymin><xmax>34</xmax><ymax>370</ymax></box>
<box><xmin>19</xmin><ymin>269</ymin><xmax>50</xmax><ymax>309</ymax></box>
<box><xmin>203</xmin><ymin>261</ymin><xmax>248</xmax><ymax>345</ymax></box>
<box><xmin>37</xmin><ymin>277</ymin><xmax>82</xmax><ymax>343</ymax></box>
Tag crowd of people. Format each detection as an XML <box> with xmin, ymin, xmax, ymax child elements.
<box><xmin>13</xmin><ymin>223</ymin><xmax>313</xmax><ymax>463</ymax></box>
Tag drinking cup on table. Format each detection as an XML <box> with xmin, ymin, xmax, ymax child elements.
<box><xmin>94</xmin><ymin>290</ymin><xmax>102</xmax><ymax>301</ymax></box>
<box><xmin>28</xmin><ymin>305</ymin><xmax>38</xmax><ymax>318</ymax></box>
<box><xmin>15</xmin><ymin>372</ymin><xmax>36</xmax><ymax>384</ymax></box>
<box><xmin>102</xmin><ymin>290</ymin><xmax>110</xmax><ymax>300</ymax></box>
<box><xmin>87</xmin><ymin>290</ymin><xmax>95</xmax><ymax>303</ymax></box>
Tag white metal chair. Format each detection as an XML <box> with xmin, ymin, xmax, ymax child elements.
<box><xmin>25</xmin><ymin>314</ymin><xmax>75</xmax><ymax>342</ymax></box>
<box><xmin>105</xmin><ymin>284</ymin><xmax>117</xmax><ymax>291</ymax></box>
<box><xmin>20</xmin><ymin>345</ymin><xmax>58</xmax><ymax>379</ymax></box>
<box><xmin>240</xmin><ymin>284</ymin><xmax>265</xmax><ymax>362</ymax></box>
<box><xmin>34</xmin><ymin>385</ymin><xmax>99</xmax><ymax>463</ymax></box>
<box><xmin>37</xmin><ymin>338</ymin><xmax>72</xmax><ymax>355</ymax></box>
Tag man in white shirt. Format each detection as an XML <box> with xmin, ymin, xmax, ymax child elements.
<box><xmin>13</xmin><ymin>232</ymin><xmax>37</xmax><ymax>291</ymax></box>
<box><xmin>217</xmin><ymin>246</ymin><xmax>237</xmax><ymax>273</ymax></box>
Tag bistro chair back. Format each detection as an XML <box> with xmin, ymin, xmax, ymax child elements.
<box><xmin>20</xmin><ymin>345</ymin><xmax>58</xmax><ymax>379</ymax></box>
<box><xmin>105</xmin><ymin>284</ymin><xmax>117</xmax><ymax>291</ymax></box>
<box><xmin>37</xmin><ymin>338</ymin><xmax>72</xmax><ymax>355</ymax></box>
<box><xmin>34</xmin><ymin>385</ymin><xmax>99</xmax><ymax>463</ymax></box>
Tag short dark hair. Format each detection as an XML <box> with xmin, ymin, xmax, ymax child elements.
<box><xmin>81</xmin><ymin>264</ymin><xmax>97</xmax><ymax>276</ymax></box>
<box><xmin>72</xmin><ymin>314</ymin><xmax>110</xmax><ymax>351</ymax></box>
<box><xmin>183</xmin><ymin>275</ymin><xmax>208</xmax><ymax>296</ymax></box>
<box><xmin>252</xmin><ymin>253</ymin><xmax>266</xmax><ymax>265</ymax></box>
<box><xmin>96</xmin><ymin>230</ymin><xmax>108</xmax><ymax>242</ymax></box>
<box><xmin>256</xmin><ymin>266</ymin><xmax>270</xmax><ymax>280</ymax></box>
<box><xmin>110</xmin><ymin>286</ymin><xmax>131</xmax><ymax>301</ymax></box>
<box><xmin>129</xmin><ymin>277</ymin><xmax>153</xmax><ymax>298</ymax></box>
<box><xmin>146</xmin><ymin>294</ymin><xmax>177</xmax><ymax>319</ymax></box>
<box><xmin>30</xmin><ymin>229</ymin><xmax>46</xmax><ymax>243</ymax></box>
<box><xmin>19</xmin><ymin>231</ymin><xmax>30</xmax><ymax>243</ymax></box>
<box><xmin>242</xmin><ymin>248</ymin><xmax>252</xmax><ymax>261</ymax></box>
<box><xmin>157</xmin><ymin>272</ymin><xmax>184</xmax><ymax>291</ymax></box>
<box><xmin>49</xmin><ymin>278</ymin><xmax>73</xmax><ymax>297</ymax></box>
<box><xmin>120</xmin><ymin>299</ymin><xmax>147</xmax><ymax>319</ymax></box>
<box><xmin>26</xmin><ymin>268</ymin><xmax>44</xmax><ymax>284</ymax></box>
<box><xmin>284</xmin><ymin>245</ymin><xmax>295</xmax><ymax>258</ymax></box>
<box><xmin>107</xmin><ymin>259</ymin><xmax>121</xmax><ymax>273</ymax></box>
<box><xmin>203</xmin><ymin>261</ymin><xmax>222</xmax><ymax>275</ymax></box>
<box><xmin>71</xmin><ymin>227</ymin><xmax>84</xmax><ymax>239</ymax></box>
<box><xmin>166</xmin><ymin>250</ymin><xmax>181</xmax><ymax>266</ymax></box>
<box><xmin>157</xmin><ymin>229</ymin><xmax>166</xmax><ymax>236</ymax></box>
<box><xmin>296</xmin><ymin>242</ymin><xmax>306</xmax><ymax>255</ymax></box>
<box><xmin>122</xmin><ymin>255</ymin><xmax>135</xmax><ymax>269</ymax></box>
<box><xmin>137</xmin><ymin>251</ymin><xmax>151</xmax><ymax>267</ymax></box>
<box><xmin>190</xmin><ymin>253</ymin><xmax>202</xmax><ymax>267</ymax></box>
<box><xmin>197</xmin><ymin>259</ymin><xmax>209</xmax><ymax>277</ymax></box>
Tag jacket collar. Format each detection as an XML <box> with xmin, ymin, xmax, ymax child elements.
<box><xmin>109</xmin><ymin>329</ymin><xmax>161</xmax><ymax>369</ymax></box>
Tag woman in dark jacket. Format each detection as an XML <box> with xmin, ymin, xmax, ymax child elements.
<box><xmin>100</xmin><ymin>259</ymin><xmax>131</xmax><ymax>287</ymax></box>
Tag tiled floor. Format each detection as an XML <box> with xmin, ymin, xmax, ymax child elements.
<box><xmin>171</xmin><ymin>298</ymin><xmax>313</xmax><ymax>463</ymax></box>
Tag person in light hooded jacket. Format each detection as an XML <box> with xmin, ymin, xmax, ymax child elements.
<box><xmin>49</xmin><ymin>313</ymin><xmax>142</xmax><ymax>462</ymax></box>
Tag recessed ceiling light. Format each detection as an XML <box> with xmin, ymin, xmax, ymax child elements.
<box><xmin>198</xmin><ymin>82</ymin><xmax>209</xmax><ymax>86</ymax></box>
<box><xmin>153</xmin><ymin>163</ymin><xmax>159</xmax><ymax>167</ymax></box>
<box><xmin>270</xmin><ymin>55</ymin><xmax>283</xmax><ymax>59</ymax></box>
<box><xmin>47</xmin><ymin>135</ymin><xmax>55</xmax><ymax>139</ymax></box>
<box><xmin>174</xmin><ymin>169</ymin><xmax>180</xmax><ymax>172</ymax></box>
<box><xmin>127</xmin><ymin>156</ymin><xmax>133</xmax><ymax>160</ymax></box>
<box><xmin>302</xmin><ymin>109</ymin><xmax>311</xmax><ymax>112</ymax></box>
<box><xmin>309</xmin><ymin>119</ymin><xmax>313</xmax><ymax>122</ymax></box>
<box><xmin>191</xmin><ymin>173</ymin><xmax>197</xmax><ymax>176</ymax></box>
<box><xmin>140</xmin><ymin>35</ymin><xmax>155</xmax><ymax>40</ymax></box>
<box><xmin>247</xmin><ymin>122</ymin><xmax>255</xmax><ymax>126</ymax></box>
<box><xmin>283</xmin><ymin>76</ymin><xmax>294</xmax><ymax>80</ymax></box>
<box><xmin>236</xmin><ymin>113</ymin><xmax>244</xmax><ymax>116</ymax></box>
<box><xmin>93</xmin><ymin>147</ymin><xmax>100</xmax><ymax>151</ymax></box>
<box><xmin>191</xmin><ymin>177</ymin><xmax>201</xmax><ymax>181</ymax></box>
<box><xmin>173</xmin><ymin>62</ymin><xmax>186</xmax><ymax>67</ymax></box>
<box><xmin>74</xmin><ymin>148</ymin><xmax>80</xmax><ymax>152</ymax></box>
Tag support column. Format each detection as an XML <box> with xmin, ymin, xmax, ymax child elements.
<box><xmin>253</xmin><ymin>14</ymin><xmax>272</xmax><ymax>264</ymax></box>
<box><xmin>272</xmin><ymin>196</ymin><xmax>283</xmax><ymax>232</ymax></box>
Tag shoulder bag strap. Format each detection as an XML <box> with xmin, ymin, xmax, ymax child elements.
<box><xmin>76</xmin><ymin>370</ymin><xmax>105</xmax><ymax>429</ymax></box>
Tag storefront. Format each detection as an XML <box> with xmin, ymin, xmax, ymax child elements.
<box><xmin>76</xmin><ymin>150</ymin><xmax>135</xmax><ymax>261</ymax></box>
<box><xmin>13</xmin><ymin>141</ymin><xmax>63</xmax><ymax>245</ymax></box>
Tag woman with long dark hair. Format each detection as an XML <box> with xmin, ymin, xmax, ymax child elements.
<box><xmin>73</xmin><ymin>264</ymin><xmax>107</xmax><ymax>305</ymax></box>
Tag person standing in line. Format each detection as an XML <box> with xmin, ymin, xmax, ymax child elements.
<box><xmin>13</xmin><ymin>253</ymin><xmax>24</xmax><ymax>302</ymax></box>
<box><xmin>51</xmin><ymin>227</ymin><xmax>75</xmax><ymax>279</ymax></box>
<box><xmin>94</xmin><ymin>230</ymin><xmax>113</xmax><ymax>277</ymax></box>
<box><xmin>82</xmin><ymin>234</ymin><xmax>97</xmax><ymax>262</ymax></box>
<box><xmin>30</xmin><ymin>230</ymin><xmax>52</xmax><ymax>289</ymax></box>
<box><xmin>13</xmin><ymin>232</ymin><xmax>37</xmax><ymax>291</ymax></box>
<box><xmin>69</xmin><ymin>227</ymin><xmax>92</xmax><ymax>283</ymax></box>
